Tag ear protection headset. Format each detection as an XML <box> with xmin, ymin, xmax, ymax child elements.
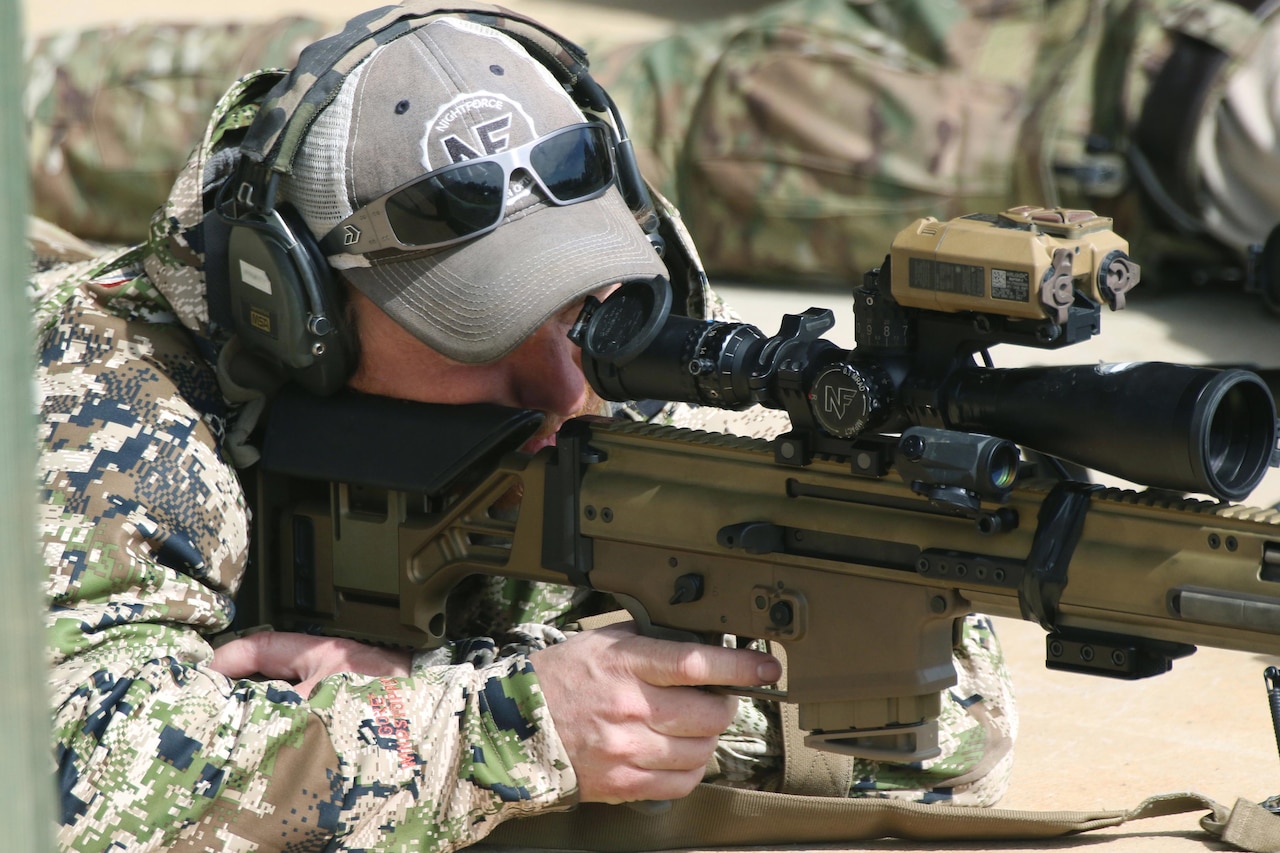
<box><xmin>204</xmin><ymin>1</ymin><xmax>693</xmax><ymax>396</ymax></box>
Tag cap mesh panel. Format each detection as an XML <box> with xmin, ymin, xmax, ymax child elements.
<box><xmin>281</xmin><ymin>61</ymin><xmax>363</xmax><ymax>237</ymax></box>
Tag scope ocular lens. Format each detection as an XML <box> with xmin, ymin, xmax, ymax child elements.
<box><xmin>1201</xmin><ymin>375</ymin><xmax>1275</xmax><ymax>500</ymax></box>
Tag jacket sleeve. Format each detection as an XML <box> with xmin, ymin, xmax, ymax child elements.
<box><xmin>41</xmin><ymin>286</ymin><xmax>577</xmax><ymax>852</ymax></box>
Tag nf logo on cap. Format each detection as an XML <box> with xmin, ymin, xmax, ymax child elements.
<box><xmin>423</xmin><ymin>93</ymin><xmax>539</xmax><ymax>192</ymax></box>
<box><xmin>423</xmin><ymin>93</ymin><xmax>539</xmax><ymax>201</ymax></box>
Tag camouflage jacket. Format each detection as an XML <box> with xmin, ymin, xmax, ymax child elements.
<box><xmin>36</xmin><ymin>73</ymin><xmax>579</xmax><ymax>853</ymax></box>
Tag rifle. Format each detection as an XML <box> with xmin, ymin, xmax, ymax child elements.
<box><xmin>244</xmin><ymin>207</ymin><xmax>1280</xmax><ymax>764</ymax></box>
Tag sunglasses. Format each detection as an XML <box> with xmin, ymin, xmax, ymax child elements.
<box><xmin>319</xmin><ymin>122</ymin><xmax>617</xmax><ymax>257</ymax></box>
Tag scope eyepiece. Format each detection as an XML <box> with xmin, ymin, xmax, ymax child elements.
<box><xmin>570</xmin><ymin>275</ymin><xmax>672</xmax><ymax>367</ymax></box>
<box><xmin>573</xmin><ymin>277</ymin><xmax>771</xmax><ymax>409</ymax></box>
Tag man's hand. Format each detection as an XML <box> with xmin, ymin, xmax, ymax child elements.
<box><xmin>212</xmin><ymin>631</ymin><xmax>412</xmax><ymax>696</ymax></box>
<box><xmin>529</xmin><ymin>623</ymin><xmax>782</xmax><ymax>804</ymax></box>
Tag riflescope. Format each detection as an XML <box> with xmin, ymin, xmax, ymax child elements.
<box><xmin>570</xmin><ymin>276</ymin><xmax>1277</xmax><ymax>502</ymax></box>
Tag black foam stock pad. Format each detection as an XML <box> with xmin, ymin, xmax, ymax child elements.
<box><xmin>260</xmin><ymin>385</ymin><xmax>545</xmax><ymax>494</ymax></box>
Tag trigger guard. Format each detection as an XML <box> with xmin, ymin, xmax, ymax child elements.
<box><xmin>611</xmin><ymin>593</ymin><xmax>704</xmax><ymax>644</ymax></box>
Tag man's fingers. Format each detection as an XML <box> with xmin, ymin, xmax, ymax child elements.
<box><xmin>584</xmin><ymin>766</ymin><xmax>709</xmax><ymax>806</ymax></box>
<box><xmin>211</xmin><ymin>633</ymin><xmax>291</xmax><ymax>680</ymax></box>
<box><xmin>650</xmin><ymin>686</ymin><xmax>742</xmax><ymax>732</ymax></box>
<box><xmin>626</xmin><ymin>633</ymin><xmax>781</xmax><ymax>689</ymax></box>
<box><xmin>210</xmin><ymin>643</ymin><xmax>259</xmax><ymax>679</ymax></box>
<box><xmin>210</xmin><ymin>632</ymin><xmax>411</xmax><ymax>687</ymax></box>
<box><xmin>570</xmin><ymin>729</ymin><xmax>720</xmax><ymax>803</ymax></box>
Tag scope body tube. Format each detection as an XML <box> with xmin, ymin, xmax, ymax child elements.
<box><xmin>940</xmin><ymin>362</ymin><xmax>1277</xmax><ymax>501</ymax></box>
<box><xmin>580</xmin><ymin>311</ymin><xmax>773</xmax><ymax>409</ymax></box>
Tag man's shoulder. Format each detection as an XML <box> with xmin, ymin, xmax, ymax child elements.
<box><xmin>27</xmin><ymin>221</ymin><xmax>165</xmax><ymax>335</ymax></box>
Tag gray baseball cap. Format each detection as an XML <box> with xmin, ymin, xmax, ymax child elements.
<box><xmin>282</xmin><ymin>17</ymin><xmax>666</xmax><ymax>363</ymax></box>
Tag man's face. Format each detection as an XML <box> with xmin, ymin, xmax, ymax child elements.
<box><xmin>345</xmin><ymin>286</ymin><xmax>613</xmax><ymax>452</ymax></box>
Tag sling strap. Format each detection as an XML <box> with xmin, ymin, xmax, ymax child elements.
<box><xmin>486</xmin><ymin>785</ymin><xmax>1280</xmax><ymax>851</ymax></box>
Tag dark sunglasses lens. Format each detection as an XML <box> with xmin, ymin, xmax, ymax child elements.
<box><xmin>385</xmin><ymin>160</ymin><xmax>505</xmax><ymax>246</ymax></box>
<box><xmin>531</xmin><ymin>127</ymin><xmax>614</xmax><ymax>202</ymax></box>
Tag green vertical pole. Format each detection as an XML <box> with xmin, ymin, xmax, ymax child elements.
<box><xmin>0</xmin><ymin>0</ymin><xmax>55</xmax><ymax>849</ymax></box>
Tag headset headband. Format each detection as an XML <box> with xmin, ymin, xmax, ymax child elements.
<box><xmin>233</xmin><ymin>2</ymin><xmax>599</xmax><ymax>216</ymax></box>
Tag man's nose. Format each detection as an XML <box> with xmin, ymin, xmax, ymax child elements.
<box><xmin>512</xmin><ymin>323</ymin><xmax>588</xmax><ymax>417</ymax></box>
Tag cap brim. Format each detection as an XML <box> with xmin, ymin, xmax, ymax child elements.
<box><xmin>342</xmin><ymin>186</ymin><xmax>668</xmax><ymax>363</ymax></box>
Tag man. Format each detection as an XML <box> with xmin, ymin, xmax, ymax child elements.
<box><xmin>37</xmin><ymin>12</ymin><xmax>782</xmax><ymax>850</ymax></box>
<box><xmin>34</xmin><ymin>5</ymin><xmax>1015</xmax><ymax>852</ymax></box>
<box><xmin>28</xmin><ymin>0</ymin><xmax>1280</xmax><ymax>311</ymax></box>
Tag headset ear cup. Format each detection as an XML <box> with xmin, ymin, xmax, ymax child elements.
<box><xmin>222</xmin><ymin>203</ymin><xmax>355</xmax><ymax>396</ymax></box>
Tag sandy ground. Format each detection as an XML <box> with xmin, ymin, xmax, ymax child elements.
<box><xmin>25</xmin><ymin>2</ymin><xmax>1280</xmax><ymax>851</ymax></box>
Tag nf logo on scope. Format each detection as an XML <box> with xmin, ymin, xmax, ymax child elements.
<box><xmin>823</xmin><ymin>384</ymin><xmax>861</xmax><ymax>421</ymax></box>
<box><xmin>811</xmin><ymin>365</ymin><xmax>874</xmax><ymax>439</ymax></box>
